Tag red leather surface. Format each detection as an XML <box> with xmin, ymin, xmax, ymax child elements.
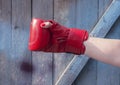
<box><xmin>66</xmin><ymin>28</ymin><xmax>88</xmax><ymax>54</ymax></box>
<box><xmin>28</xmin><ymin>18</ymin><xmax>50</xmax><ymax>50</ymax></box>
<box><xmin>29</xmin><ymin>18</ymin><xmax>88</xmax><ymax>54</ymax></box>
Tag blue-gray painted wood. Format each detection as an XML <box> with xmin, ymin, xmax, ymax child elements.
<box><xmin>106</xmin><ymin>16</ymin><xmax>120</xmax><ymax>39</ymax></box>
<box><xmin>55</xmin><ymin>0</ymin><xmax>98</xmax><ymax>85</ymax></box>
<box><xmin>56</xmin><ymin>0</ymin><xmax>120</xmax><ymax>85</ymax></box>
<box><xmin>0</xmin><ymin>0</ymin><xmax>12</xmax><ymax>85</ymax></box>
<box><xmin>0</xmin><ymin>0</ymin><xmax>120</xmax><ymax>85</ymax></box>
<box><xmin>11</xmin><ymin>0</ymin><xmax>32</xmax><ymax>85</ymax></box>
<box><xmin>0</xmin><ymin>0</ymin><xmax>32</xmax><ymax>85</ymax></box>
<box><xmin>74</xmin><ymin>0</ymin><xmax>98</xmax><ymax>85</ymax></box>
<box><xmin>53</xmin><ymin>0</ymin><xmax>76</xmax><ymax>84</ymax></box>
<box><xmin>91</xmin><ymin>0</ymin><xmax>120</xmax><ymax>37</ymax></box>
<box><xmin>97</xmin><ymin>1</ymin><xmax>120</xmax><ymax>85</ymax></box>
<box><xmin>32</xmin><ymin>0</ymin><xmax>53</xmax><ymax>85</ymax></box>
<box><xmin>98</xmin><ymin>0</ymin><xmax>112</xmax><ymax>18</ymax></box>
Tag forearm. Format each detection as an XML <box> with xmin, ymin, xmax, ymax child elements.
<box><xmin>84</xmin><ymin>37</ymin><xmax>120</xmax><ymax>67</ymax></box>
<box><xmin>29</xmin><ymin>18</ymin><xmax>120</xmax><ymax>67</ymax></box>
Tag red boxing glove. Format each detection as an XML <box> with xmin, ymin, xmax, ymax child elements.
<box><xmin>29</xmin><ymin>18</ymin><xmax>50</xmax><ymax>50</ymax></box>
<box><xmin>28</xmin><ymin>18</ymin><xmax>89</xmax><ymax>55</ymax></box>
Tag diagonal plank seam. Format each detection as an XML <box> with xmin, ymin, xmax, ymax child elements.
<box><xmin>55</xmin><ymin>0</ymin><xmax>120</xmax><ymax>85</ymax></box>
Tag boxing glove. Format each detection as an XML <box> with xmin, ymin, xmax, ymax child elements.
<box><xmin>29</xmin><ymin>18</ymin><xmax>50</xmax><ymax>50</ymax></box>
<box><xmin>28</xmin><ymin>18</ymin><xmax>89</xmax><ymax>55</ymax></box>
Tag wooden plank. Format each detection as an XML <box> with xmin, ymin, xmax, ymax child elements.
<box><xmin>53</xmin><ymin>0</ymin><xmax>76</xmax><ymax>84</ymax></box>
<box><xmin>97</xmin><ymin>0</ymin><xmax>120</xmax><ymax>85</ymax></box>
<box><xmin>106</xmin><ymin>17</ymin><xmax>120</xmax><ymax>39</ymax></box>
<box><xmin>55</xmin><ymin>0</ymin><xmax>120</xmax><ymax>85</ymax></box>
<box><xmin>11</xmin><ymin>0</ymin><xmax>32</xmax><ymax>85</ymax></box>
<box><xmin>0</xmin><ymin>0</ymin><xmax>12</xmax><ymax>85</ymax></box>
<box><xmin>90</xmin><ymin>0</ymin><xmax>120</xmax><ymax>37</ymax></box>
<box><xmin>99</xmin><ymin>0</ymin><xmax>112</xmax><ymax>18</ymax></box>
<box><xmin>73</xmin><ymin>0</ymin><xmax>98</xmax><ymax>85</ymax></box>
<box><xmin>32</xmin><ymin>0</ymin><xmax>53</xmax><ymax>85</ymax></box>
<box><xmin>74</xmin><ymin>59</ymin><xmax>97</xmax><ymax>85</ymax></box>
<box><xmin>97</xmin><ymin>64</ymin><xmax>120</xmax><ymax>85</ymax></box>
<box><xmin>75</xmin><ymin>0</ymin><xmax>112</xmax><ymax>85</ymax></box>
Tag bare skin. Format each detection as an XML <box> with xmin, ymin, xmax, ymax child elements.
<box><xmin>84</xmin><ymin>37</ymin><xmax>120</xmax><ymax>67</ymax></box>
<box><xmin>40</xmin><ymin>21</ymin><xmax>120</xmax><ymax>67</ymax></box>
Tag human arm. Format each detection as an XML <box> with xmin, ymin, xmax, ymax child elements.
<box><xmin>84</xmin><ymin>37</ymin><xmax>120</xmax><ymax>67</ymax></box>
<box><xmin>29</xmin><ymin>18</ymin><xmax>120</xmax><ymax>67</ymax></box>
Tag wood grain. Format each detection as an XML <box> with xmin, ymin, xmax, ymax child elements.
<box><xmin>53</xmin><ymin>0</ymin><xmax>76</xmax><ymax>84</ymax></box>
<box><xmin>32</xmin><ymin>0</ymin><xmax>53</xmax><ymax>85</ymax></box>
<box><xmin>11</xmin><ymin>0</ymin><xmax>32</xmax><ymax>85</ymax></box>
<box><xmin>0</xmin><ymin>0</ymin><xmax>120</xmax><ymax>85</ymax></box>
<box><xmin>97</xmin><ymin>0</ymin><xmax>120</xmax><ymax>85</ymax></box>
<box><xmin>0</xmin><ymin>0</ymin><xmax>12</xmax><ymax>85</ymax></box>
<box><xmin>74</xmin><ymin>0</ymin><xmax>98</xmax><ymax>85</ymax></box>
<box><xmin>55</xmin><ymin>0</ymin><xmax>120</xmax><ymax>85</ymax></box>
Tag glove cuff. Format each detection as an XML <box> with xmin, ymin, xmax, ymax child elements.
<box><xmin>65</xmin><ymin>28</ymin><xmax>89</xmax><ymax>54</ymax></box>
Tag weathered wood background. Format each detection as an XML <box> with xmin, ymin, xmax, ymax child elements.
<box><xmin>0</xmin><ymin>0</ymin><xmax>120</xmax><ymax>85</ymax></box>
